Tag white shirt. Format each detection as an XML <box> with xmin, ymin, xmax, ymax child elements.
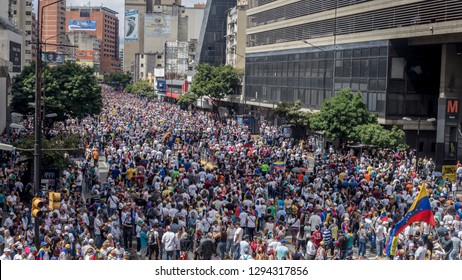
<box><xmin>246</xmin><ymin>215</ymin><xmax>256</xmax><ymax>228</ymax></box>
<box><xmin>161</xmin><ymin>231</ymin><xmax>178</xmax><ymax>251</ymax></box>
<box><xmin>0</xmin><ymin>254</ymin><xmax>11</xmax><ymax>260</ymax></box>
<box><xmin>234</xmin><ymin>227</ymin><xmax>243</xmax><ymax>243</ymax></box>
<box><xmin>239</xmin><ymin>212</ymin><xmax>248</xmax><ymax>227</ymax></box>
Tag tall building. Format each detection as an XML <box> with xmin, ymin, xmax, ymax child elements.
<box><xmin>41</xmin><ymin>0</ymin><xmax>66</xmax><ymax>53</ymax></box>
<box><xmin>66</xmin><ymin>6</ymin><xmax>120</xmax><ymax>73</ymax></box>
<box><xmin>196</xmin><ymin>0</ymin><xmax>236</xmax><ymax>66</ymax></box>
<box><xmin>67</xmin><ymin>31</ymin><xmax>101</xmax><ymax>71</ymax></box>
<box><xmin>165</xmin><ymin>41</ymin><xmax>188</xmax><ymax>80</ymax></box>
<box><xmin>119</xmin><ymin>49</ymin><xmax>124</xmax><ymax>71</ymax></box>
<box><xmin>9</xmin><ymin>0</ymin><xmax>36</xmax><ymax>65</ymax></box>
<box><xmin>225</xmin><ymin>1</ymin><xmax>247</xmax><ymax>69</ymax></box>
<box><xmin>245</xmin><ymin>0</ymin><xmax>462</xmax><ymax>168</ymax></box>
<box><xmin>124</xmin><ymin>0</ymin><xmax>204</xmax><ymax>77</ymax></box>
<box><xmin>134</xmin><ymin>52</ymin><xmax>163</xmax><ymax>83</ymax></box>
<box><xmin>0</xmin><ymin>0</ymin><xmax>24</xmax><ymax>134</ymax></box>
<box><xmin>124</xmin><ymin>0</ymin><xmax>147</xmax><ymax>73</ymax></box>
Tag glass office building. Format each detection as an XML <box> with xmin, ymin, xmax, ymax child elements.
<box><xmin>197</xmin><ymin>0</ymin><xmax>236</xmax><ymax>66</ymax></box>
<box><xmin>245</xmin><ymin>0</ymin><xmax>462</xmax><ymax>167</ymax></box>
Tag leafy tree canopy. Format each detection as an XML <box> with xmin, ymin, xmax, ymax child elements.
<box><xmin>11</xmin><ymin>62</ymin><xmax>102</xmax><ymax>120</ymax></box>
<box><xmin>310</xmin><ymin>88</ymin><xmax>377</xmax><ymax>143</ymax></box>
<box><xmin>353</xmin><ymin>124</ymin><xmax>406</xmax><ymax>149</ymax></box>
<box><xmin>273</xmin><ymin>101</ymin><xmax>311</xmax><ymax>127</ymax></box>
<box><xmin>190</xmin><ymin>63</ymin><xmax>240</xmax><ymax>101</ymax></box>
<box><xmin>15</xmin><ymin>134</ymin><xmax>81</xmax><ymax>171</ymax></box>
<box><xmin>125</xmin><ymin>79</ymin><xmax>154</xmax><ymax>95</ymax></box>
<box><xmin>177</xmin><ymin>92</ymin><xmax>198</xmax><ymax>106</ymax></box>
<box><xmin>104</xmin><ymin>71</ymin><xmax>132</xmax><ymax>89</ymax></box>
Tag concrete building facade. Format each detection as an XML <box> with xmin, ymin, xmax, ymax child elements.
<box><xmin>9</xmin><ymin>0</ymin><xmax>36</xmax><ymax>65</ymax></box>
<box><xmin>225</xmin><ymin>1</ymin><xmax>247</xmax><ymax>70</ymax></box>
<box><xmin>244</xmin><ymin>0</ymin><xmax>462</xmax><ymax>168</ymax></box>
<box><xmin>124</xmin><ymin>0</ymin><xmax>204</xmax><ymax>81</ymax></box>
<box><xmin>66</xmin><ymin>6</ymin><xmax>120</xmax><ymax>73</ymax></box>
<box><xmin>134</xmin><ymin>52</ymin><xmax>163</xmax><ymax>83</ymax></box>
<box><xmin>0</xmin><ymin>1</ymin><xmax>23</xmax><ymax>134</ymax></box>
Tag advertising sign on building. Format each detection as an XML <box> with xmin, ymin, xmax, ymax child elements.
<box><xmin>75</xmin><ymin>50</ymin><xmax>100</xmax><ymax>61</ymax></box>
<box><xmin>68</xmin><ymin>20</ymin><xmax>97</xmax><ymax>31</ymax></box>
<box><xmin>145</xmin><ymin>14</ymin><xmax>171</xmax><ymax>37</ymax></box>
<box><xmin>76</xmin><ymin>61</ymin><xmax>94</xmax><ymax>68</ymax></box>
<box><xmin>125</xmin><ymin>10</ymin><xmax>139</xmax><ymax>41</ymax></box>
<box><xmin>9</xmin><ymin>41</ymin><xmax>21</xmax><ymax>72</ymax></box>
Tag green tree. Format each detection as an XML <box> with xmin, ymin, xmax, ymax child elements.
<box><xmin>310</xmin><ymin>88</ymin><xmax>377</xmax><ymax>143</ymax></box>
<box><xmin>353</xmin><ymin>124</ymin><xmax>406</xmax><ymax>149</ymax></box>
<box><xmin>104</xmin><ymin>71</ymin><xmax>132</xmax><ymax>89</ymax></box>
<box><xmin>190</xmin><ymin>63</ymin><xmax>240</xmax><ymax>118</ymax></box>
<box><xmin>15</xmin><ymin>134</ymin><xmax>81</xmax><ymax>171</ymax></box>
<box><xmin>273</xmin><ymin>100</ymin><xmax>311</xmax><ymax>126</ymax></box>
<box><xmin>177</xmin><ymin>92</ymin><xmax>198</xmax><ymax>106</ymax></box>
<box><xmin>11</xmin><ymin>62</ymin><xmax>103</xmax><ymax>120</ymax></box>
<box><xmin>125</xmin><ymin>79</ymin><xmax>154</xmax><ymax>95</ymax></box>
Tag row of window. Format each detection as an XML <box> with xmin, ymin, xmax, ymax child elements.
<box><xmin>245</xmin><ymin>85</ymin><xmax>386</xmax><ymax>113</ymax></box>
<box><xmin>248</xmin><ymin>0</ymin><xmax>462</xmax><ymax>47</ymax></box>
<box><xmin>246</xmin><ymin>57</ymin><xmax>387</xmax><ymax>79</ymax></box>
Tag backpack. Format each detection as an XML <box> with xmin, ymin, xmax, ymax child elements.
<box><xmin>148</xmin><ymin>231</ymin><xmax>157</xmax><ymax>245</ymax></box>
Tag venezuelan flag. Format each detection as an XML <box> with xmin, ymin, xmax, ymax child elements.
<box><xmin>271</xmin><ymin>161</ymin><xmax>285</xmax><ymax>171</ymax></box>
<box><xmin>385</xmin><ymin>185</ymin><xmax>435</xmax><ymax>256</ymax></box>
<box><xmin>162</xmin><ymin>131</ymin><xmax>170</xmax><ymax>143</ymax></box>
<box><xmin>380</xmin><ymin>210</ymin><xmax>389</xmax><ymax>222</ymax></box>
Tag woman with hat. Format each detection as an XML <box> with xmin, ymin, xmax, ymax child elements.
<box><xmin>315</xmin><ymin>241</ymin><xmax>326</xmax><ymax>260</ymax></box>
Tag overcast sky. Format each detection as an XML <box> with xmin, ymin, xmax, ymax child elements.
<box><xmin>33</xmin><ymin>0</ymin><xmax>206</xmax><ymax>48</ymax></box>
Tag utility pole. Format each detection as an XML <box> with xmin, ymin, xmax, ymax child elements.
<box><xmin>33</xmin><ymin>0</ymin><xmax>43</xmax><ymax>247</ymax></box>
<box><xmin>33</xmin><ymin>0</ymin><xmax>67</xmax><ymax>248</ymax></box>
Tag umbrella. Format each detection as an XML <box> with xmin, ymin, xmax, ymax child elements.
<box><xmin>432</xmin><ymin>172</ymin><xmax>443</xmax><ymax>177</ymax></box>
<box><xmin>291</xmin><ymin>167</ymin><xmax>303</xmax><ymax>173</ymax></box>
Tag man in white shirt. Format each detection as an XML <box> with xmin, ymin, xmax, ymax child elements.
<box><xmin>108</xmin><ymin>193</ymin><xmax>119</xmax><ymax>217</ymax></box>
<box><xmin>3</xmin><ymin>213</ymin><xmax>15</xmax><ymax>230</ymax></box>
<box><xmin>0</xmin><ymin>248</ymin><xmax>11</xmax><ymax>260</ymax></box>
<box><xmin>374</xmin><ymin>220</ymin><xmax>386</xmax><ymax>258</ymax></box>
<box><xmin>161</xmin><ymin>226</ymin><xmax>178</xmax><ymax>260</ymax></box>
<box><xmin>233</xmin><ymin>223</ymin><xmax>243</xmax><ymax>260</ymax></box>
<box><xmin>308</xmin><ymin>213</ymin><xmax>321</xmax><ymax>234</ymax></box>
<box><xmin>94</xmin><ymin>214</ymin><xmax>103</xmax><ymax>248</ymax></box>
<box><xmin>414</xmin><ymin>241</ymin><xmax>427</xmax><ymax>260</ymax></box>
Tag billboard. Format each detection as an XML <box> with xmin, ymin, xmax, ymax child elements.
<box><xmin>76</xmin><ymin>61</ymin><xmax>94</xmax><ymax>68</ymax></box>
<box><xmin>75</xmin><ymin>50</ymin><xmax>99</xmax><ymax>62</ymax></box>
<box><xmin>68</xmin><ymin>20</ymin><xmax>97</xmax><ymax>31</ymax></box>
<box><xmin>9</xmin><ymin>41</ymin><xmax>21</xmax><ymax>72</ymax></box>
<box><xmin>125</xmin><ymin>10</ymin><xmax>139</xmax><ymax>41</ymax></box>
<box><xmin>145</xmin><ymin>14</ymin><xmax>171</xmax><ymax>38</ymax></box>
<box><xmin>42</xmin><ymin>52</ymin><xmax>65</xmax><ymax>64</ymax></box>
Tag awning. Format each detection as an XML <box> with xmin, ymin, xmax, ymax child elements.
<box><xmin>166</xmin><ymin>93</ymin><xmax>181</xmax><ymax>99</ymax></box>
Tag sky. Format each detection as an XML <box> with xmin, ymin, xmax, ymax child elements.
<box><xmin>33</xmin><ymin>0</ymin><xmax>206</xmax><ymax>48</ymax></box>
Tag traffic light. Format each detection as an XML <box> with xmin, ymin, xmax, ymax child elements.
<box><xmin>48</xmin><ymin>192</ymin><xmax>61</xmax><ymax>210</ymax></box>
<box><xmin>32</xmin><ymin>197</ymin><xmax>44</xmax><ymax>218</ymax></box>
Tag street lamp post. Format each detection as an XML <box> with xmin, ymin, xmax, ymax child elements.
<box><xmin>34</xmin><ymin>0</ymin><xmax>66</xmax><ymax>248</ymax></box>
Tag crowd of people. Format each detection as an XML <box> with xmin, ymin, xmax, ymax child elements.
<box><xmin>0</xmin><ymin>86</ymin><xmax>461</xmax><ymax>261</ymax></box>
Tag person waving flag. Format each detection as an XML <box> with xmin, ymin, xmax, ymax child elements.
<box><xmin>380</xmin><ymin>210</ymin><xmax>389</xmax><ymax>222</ymax></box>
<box><xmin>386</xmin><ymin>184</ymin><xmax>435</xmax><ymax>257</ymax></box>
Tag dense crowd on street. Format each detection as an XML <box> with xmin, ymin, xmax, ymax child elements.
<box><xmin>0</xmin><ymin>86</ymin><xmax>461</xmax><ymax>261</ymax></box>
